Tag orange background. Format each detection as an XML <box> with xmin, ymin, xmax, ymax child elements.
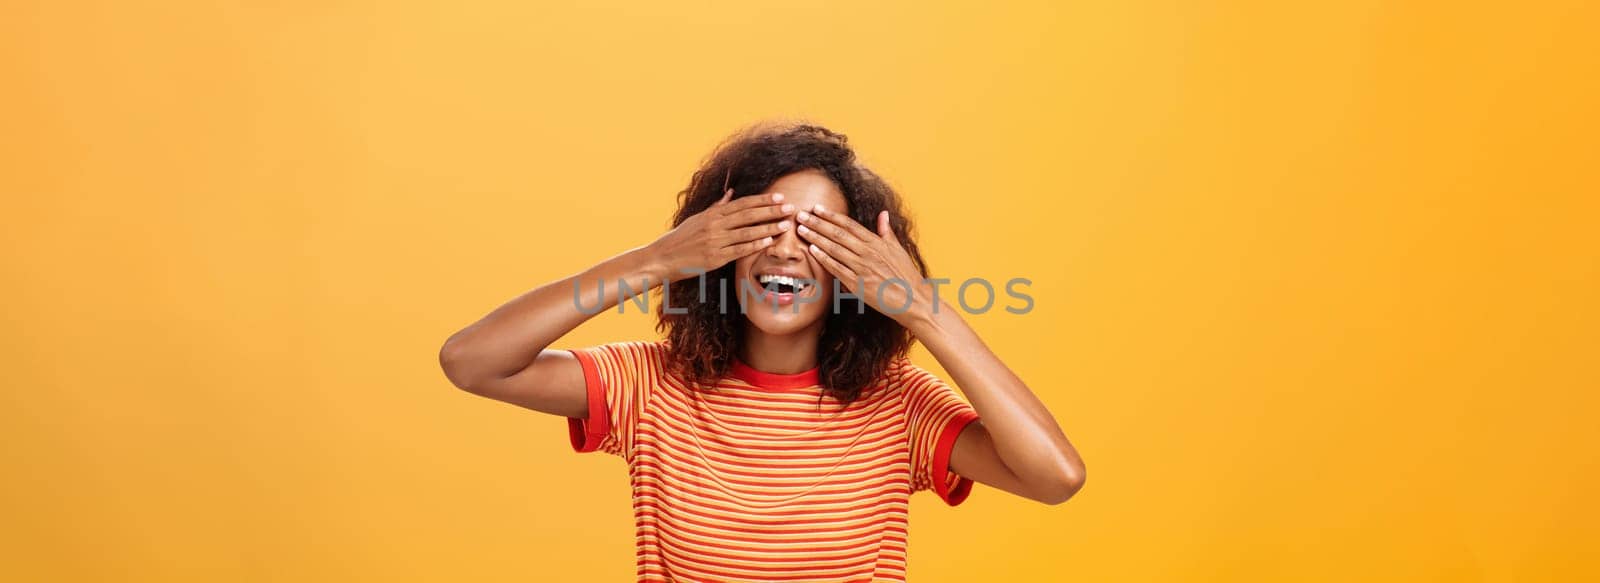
<box><xmin>4</xmin><ymin>2</ymin><xmax>1597</xmax><ymax>581</ymax></box>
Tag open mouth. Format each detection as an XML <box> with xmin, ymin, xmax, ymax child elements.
<box><xmin>756</xmin><ymin>273</ymin><xmax>814</xmax><ymax>295</ymax></box>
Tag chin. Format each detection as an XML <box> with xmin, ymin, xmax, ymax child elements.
<box><xmin>741</xmin><ymin>300</ymin><xmax>828</xmax><ymax>337</ymax></box>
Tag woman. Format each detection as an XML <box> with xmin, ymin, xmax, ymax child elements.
<box><xmin>439</xmin><ymin>123</ymin><xmax>1085</xmax><ymax>581</ymax></box>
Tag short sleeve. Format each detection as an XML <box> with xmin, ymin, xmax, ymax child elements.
<box><xmin>901</xmin><ymin>363</ymin><xmax>982</xmax><ymax>506</ymax></box>
<box><xmin>565</xmin><ymin>340</ymin><xmax>664</xmax><ymax>461</ymax></box>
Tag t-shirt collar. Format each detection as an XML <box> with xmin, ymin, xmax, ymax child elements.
<box><xmin>729</xmin><ymin>358</ymin><xmax>820</xmax><ymax>390</ymax></box>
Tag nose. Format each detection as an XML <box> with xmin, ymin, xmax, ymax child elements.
<box><xmin>766</xmin><ymin>222</ymin><xmax>807</xmax><ymax>262</ymax></box>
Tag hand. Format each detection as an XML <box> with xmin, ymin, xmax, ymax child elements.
<box><xmin>646</xmin><ymin>190</ymin><xmax>794</xmax><ymax>283</ymax></box>
<box><xmin>795</xmin><ymin>204</ymin><xmax>935</xmax><ymax>325</ymax></box>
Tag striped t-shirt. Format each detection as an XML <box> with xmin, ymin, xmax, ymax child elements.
<box><xmin>565</xmin><ymin>340</ymin><xmax>981</xmax><ymax>582</ymax></box>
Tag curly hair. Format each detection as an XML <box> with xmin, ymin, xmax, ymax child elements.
<box><xmin>655</xmin><ymin>122</ymin><xmax>928</xmax><ymax>405</ymax></box>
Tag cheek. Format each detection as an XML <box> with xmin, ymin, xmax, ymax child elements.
<box><xmin>806</xmin><ymin>258</ymin><xmax>831</xmax><ymax>289</ymax></box>
<box><xmin>811</xmin><ymin>261</ymin><xmax>836</xmax><ymax>306</ymax></box>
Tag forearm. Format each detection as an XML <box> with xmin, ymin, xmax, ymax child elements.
<box><xmin>439</xmin><ymin>245</ymin><xmax>665</xmax><ymax>388</ymax></box>
<box><xmin>909</xmin><ymin>303</ymin><xmax>1084</xmax><ymax>494</ymax></box>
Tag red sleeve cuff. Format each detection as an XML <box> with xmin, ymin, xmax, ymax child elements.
<box><xmin>931</xmin><ymin>410</ymin><xmax>981</xmax><ymax>506</ymax></box>
<box><xmin>566</xmin><ymin>349</ymin><xmax>610</xmax><ymax>453</ymax></box>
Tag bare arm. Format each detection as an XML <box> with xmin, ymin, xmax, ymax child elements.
<box><xmin>912</xmin><ymin>307</ymin><xmax>1086</xmax><ymax>505</ymax></box>
<box><xmin>797</xmin><ymin>204</ymin><xmax>1086</xmax><ymax>505</ymax></box>
<box><xmin>438</xmin><ymin>191</ymin><xmax>795</xmax><ymax>416</ymax></box>
<box><xmin>438</xmin><ymin>246</ymin><xmax>665</xmax><ymax>417</ymax></box>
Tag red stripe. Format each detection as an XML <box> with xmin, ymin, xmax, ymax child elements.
<box><xmin>631</xmin><ymin>499</ymin><xmax>910</xmax><ymax>539</ymax></box>
<box><xmin>637</xmin><ymin>414</ymin><xmax>910</xmax><ymax>462</ymax></box>
<box><xmin>637</xmin><ymin>451</ymin><xmax>915</xmax><ymax>495</ymax></box>
<box><xmin>669</xmin><ymin>385</ymin><xmax>896</xmax><ymax>426</ymax></box>
<box><xmin>630</xmin><ymin>480</ymin><xmax>913</xmax><ymax>520</ymax></box>
<box><xmin>644</xmin><ymin>395</ymin><xmax>908</xmax><ymax>450</ymax></box>
<box><xmin>649</xmin><ymin>517</ymin><xmax>899</xmax><ymax>558</ymax></box>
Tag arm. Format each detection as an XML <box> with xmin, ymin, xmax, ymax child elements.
<box><xmin>797</xmin><ymin>205</ymin><xmax>1086</xmax><ymax>505</ymax></box>
<box><xmin>437</xmin><ymin>246</ymin><xmax>663</xmax><ymax>417</ymax></box>
<box><xmin>911</xmin><ymin>306</ymin><xmax>1086</xmax><ymax>505</ymax></box>
<box><xmin>438</xmin><ymin>191</ymin><xmax>794</xmax><ymax>416</ymax></box>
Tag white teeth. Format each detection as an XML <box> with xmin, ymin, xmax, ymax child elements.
<box><xmin>757</xmin><ymin>274</ymin><xmax>811</xmax><ymax>292</ymax></box>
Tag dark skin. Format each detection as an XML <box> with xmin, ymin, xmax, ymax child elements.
<box><xmin>439</xmin><ymin>170</ymin><xmax>1085</xmax><ymax>505</ymax></box>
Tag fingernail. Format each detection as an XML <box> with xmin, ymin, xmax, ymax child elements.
<box><xmin>813</xmin><ymin>204</ymin><xmax>826</xmax><ymax>214</ymax></box>
<box><xmin>772</xmin><ymin>193</ymin><xmax>784</xmax><ymax>202</ymax></box>
<box><xmin>798</xmin><ymin>225</ymin><xmax>810</xmax><ymax>234</ymax></box>
<box><xmin>809</xmin><ymin>244</ymin><xmax>822</xmax><ymax>254</ymax></box>
<box><xmin>781</xmin><ymin>203</ymin><xmax>794</xmax><ymax>213</ymax></box>
<box><xmin>763</xmin><ymin>236</ymin><xmax>774</xmax><ymax>244</ymax></box>
<box><xmin>797</xmin><ymin>211</ymin><xmax>811</xmax><ymax>222</ymax></box>
<box><xmin>778</xmin><ymin>221</ymin><xmax>792</xmax><ymax>230</ymax></box>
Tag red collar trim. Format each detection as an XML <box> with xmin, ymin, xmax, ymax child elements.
<box><xmin>729</xmin><ymin>359</ymin><xmax>820</xmax><ymax>390</ymax></box>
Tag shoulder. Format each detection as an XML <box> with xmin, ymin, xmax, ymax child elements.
<box><xmin>589</xmin><ymin>339</ymin><xmax>667</xmax><ymax>354</ymax></box>
<box><xmin>875</xmin><ymin>357</ymin><xmax>948</xmax><ymax>400</ymax></box>
<box><xmin>576</xmin><ymin>339</ymin><xmax>671</xmax><ymax>371</ymax></box>
<box><xmin>619</xmin><ymin>339</ymin><xmax>669</xmax><ymax>359</ymax></box>
<box><xmin>880</xmin><ymin>359</ymin><xmax>972</xmax><ymax>419</ymax></box>
<box><xmin>884</xmin><ymin>358</ymin><xmax>941</xmax><ymax>388</ymax></box>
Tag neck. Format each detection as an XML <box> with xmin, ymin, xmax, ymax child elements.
<box><xmin>740</xmin><ymin>323</ymin><xmax>822</xmax><ymax>374</ymax></box>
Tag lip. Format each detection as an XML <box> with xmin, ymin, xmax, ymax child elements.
<box><xmin>760</xmin><ymin>290</ymin><xmax>799</xmax><ymax>306</ymax></box>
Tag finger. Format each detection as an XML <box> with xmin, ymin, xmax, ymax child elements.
<box><xmin>796</xmin><ymin>221</ymin><xmax>864</xmax><ymax>267</ymax></box>
<box><xmin>716</xmin><ymin>191</ymin><xmax>785</xmax><ymax>216</ymax></box>
<box><xmin>796</xmin><ymin>208</ymin><xmax>870</xmax><ymax>254</ymax></box>
<box><xmin>809</xmin><ymin>204</ymin><xmax>879</xmax><ymax>243</ymax></box>
<box><xmin>876</xmin><ymin>210</ymin><xmax>900</xmax><ymax>243</ymax></box>
<box><xmin>725</xmin><ymin>218</ymin><xmax>792</xmax><ymax>244</ymax></box>
<box><xmin>808</xmin><ymin>243</ymin><xmax>858</xmax><ymax>284</ymax></box>
<box><xmin>715</xmin><ymin>188</ymin><xmax>733</xmax><ymax>205</ymax></box>
<box><xmin>724</xmin><ymin>199</ymin><xmax>796</xmax><ymax>227</ymax></box>
<box><xmin>719</xmin><ymin>236</ymin><xmax>776</xmax><ymax>261</ymax></box>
